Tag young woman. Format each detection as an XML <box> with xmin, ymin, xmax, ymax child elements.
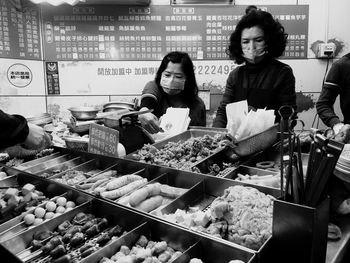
<box><xmin>213</xmin><ymin>8</ymin><xmax>297</xmax><ymax>128</ymax></box>
<box><xmin>138</xmin><ymin>51</ymin><xmax>206</xmax><ymax>133</ymax></box>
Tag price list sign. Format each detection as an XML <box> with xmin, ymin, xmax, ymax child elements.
<box><xmin>45</xmin><ymin>62</ymin><xmax>60</xmax><ymax>94</ymax></box>
<box><xmin>41</xmin><ymin>5</ymin><xmax>308</xmax><ymax>61</ymax></box>
<box><xmin>88</xmin><ymin>123</ymin><xmax>120</xmax><ymax>158</ymax></box>
<box><xmin>0</xmin><ymin>0</ymin><xmax>41</xmax><ymax>59</ymax></box>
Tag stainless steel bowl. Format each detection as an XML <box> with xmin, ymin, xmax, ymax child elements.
<box><xmin>68</xmin><ymin>106</ymin><xmax>100</xmax><ymax>120</ymax></box>
<box><xmin>102</xmin><ymin>106</ymin><xmax>131</xmax><ymax>112</ymax></box>
<box><xmin>102</xmin><ymin>101</ymin><xmax>135</xmax><ymax>110</ymax></box>
<box><xmin>26</xmin><ymin>113</ymin><xmax>53</xmax><ymax>126</ymax></box>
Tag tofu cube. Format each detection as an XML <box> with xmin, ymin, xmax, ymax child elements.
<box><xmin>193</xmin><ymin>211</ymin><xmax>210</xmax><ymax>227</ymax></box>
<box><xmin>4</xmin><ymin>188</ymin><xmax>19</xmax><ymax>200</ymax></box>
<box><xmin>22</xmin><ymin>184</ymin><xmax>35</xmax><ymax>196</ymax></box>
<box><xmin>7</xmin><ymin>195</ymin><xmax>21</xmax><ymax>206</ymax></box>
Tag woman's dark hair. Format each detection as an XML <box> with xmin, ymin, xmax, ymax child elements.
<box><xmin>155</xmin><ymin>51</ymin><xmax>198</xmax><ymax>105</ymax></box>
<box><xmin>245</xmin><ymin>5</ymin><xmax>257</xmax><ymax>14</ymax></box>
<box><xmin>227</xmin><ymin>9</ymin><xmax>288</xmax><ymax>64</ymax></box>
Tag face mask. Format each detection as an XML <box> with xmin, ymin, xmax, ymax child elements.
<box><xmin>242</xmin><ymin>46</ymin><xmax>266</xmax><ymax>64</ymax></box>
<box><xmin>160</xmin><ymin>76</ymin><xmax>185</xmax><ymax>95</ymax></box>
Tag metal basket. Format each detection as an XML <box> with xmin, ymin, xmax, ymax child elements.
<box><xmin>63</xmin><ymin>137</ymin><xmax>89</xmax><ymax>152</ymax></box>
<box><xmin>66</xmin><ymin>117</ymin><xmax>99</xmax><ymax>134</ymax></box>
<box><xmin>232</xmin><ymin>124</ymin><xmax>280</xmax><ymax>157</ymax></box>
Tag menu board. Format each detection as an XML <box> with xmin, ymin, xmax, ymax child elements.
<box><xmin>41</xmin><ymin>5</ymin><xmax>309</xmax><ymax>61</ymax></box>
<box><xmin>0</xmin><ymin>0</ymin><xmax>41</xmax><ymax>59</ymax></box>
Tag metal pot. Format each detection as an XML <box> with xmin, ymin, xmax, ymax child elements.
<box><xmin>68</xmin><ymin>106</ymin><xmax>100</xmax><ymax>120</ymax></box>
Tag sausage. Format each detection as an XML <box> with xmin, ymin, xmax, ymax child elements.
<box><xmin>160</xmin><ymin>184</ymin><xmax>187</xmax><ymax>198</ymax></box>
<box><xmin>62</xmin><ymin>225</ymin><xmax>82</xmax><ymax>243</ymax></box>
<box><xmin>135</xmin><ymin>195</ymin><xmax>163</xmax><ymax>212</ymax></box>
<box><xmin>85</xmin><ymin>224</ymin><xmax>99</xmax><ymax>237</ymax></box>
<box><xmin>97</xmin><ymin>218</ymin><xmax>109</xmax><ymax>231</ymax></box>
<box><xmin>129</xmin><ymin>183</ymin><xmax>161</xmax><ymax>207</ymax></box>
<box><xmin>128</xmin><ymin>187</ymin><xmax>149</xmax><ymax>207</ymax></box>
<box><xmin>49</xmin><ymin>236</ymin><xmax>63</xmax><ymax>246</ymax></box>
<box><xmin>30</xmin><ymin>240</ymin><xmax>42</xmax><ymax>251</ymax></box>
<box><xmin>70</xmin><ymin>232</ymin><xmax>85</xmax><ymax>247</ymax></box>
<box><xmin>81</xmin><ymin>247</ymin><xmax>97</xmax><ymax>258</ymax></box>
<box><xmin>79</xmin><ymin>243</ymin><xmax>94</xmax><ymax>253</ymax></box>
<box><xmin>57</xmin><ymin>220</ymin><xmax>72</xmax><ymax>234</ymax></box>
<box><xmin>33</xmin><ymin>230</ymin><xmax>52</xmax><ymax>241</ymax></box>
<box><xmin>107</xmin><ymin>225</ymin><xmax>124</xmax><ymax>237</ymax></box>
<box><xmin>42</xmin><ymin>242</ymin><xmax>54</xmax><ymax>254</ymax></box>
<box><xmin>96</xmin><ymin>233</ymin><xmax>111</xmax><ymax>246</ymax></box>
<box><xmin>50</xmin><ymin>244</ymin><xmax>66</xmax><ymax>259</ymax></box>
<box><xmin>81</xmin><ymin>219</ymin><xmax>97</xmax><ymax>232</ymax></box>
<box><xmin>51</xmin><ymin>254</ymin><xmax>72</xmax><ymax>263</ymax></box>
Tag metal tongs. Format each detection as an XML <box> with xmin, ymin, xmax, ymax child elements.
<box><xmin>278</xmin><ymin>105</ymin><xmax>294</xmax><ymax>200</ymax></box>
<box><xmin>277</xmin><ymin>106</ymin><xmax>306</xmax><ymax>204</ymax></box>
<box><xmin>304</xmin><ymin>134</ymin><xmax>344</xmax><ymax>207</ymax></box>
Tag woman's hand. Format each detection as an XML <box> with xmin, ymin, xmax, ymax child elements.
<box><xmin>23</xmin><ymin>123</ymin><xmax>52</xmax><ymax>150</ymax></box>
<box><xmin>138</xmin><ymin>108</ymin><xmax>162</xmax><ymax>134</ymax></box>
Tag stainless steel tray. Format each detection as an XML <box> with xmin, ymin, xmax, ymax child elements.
<box><xmin>109</xmin><ymin>170</ymin><xmax>204</xmax><ymax>214</ymax></box>
<box><xmin>34</xmin><ymin>156</ymin><xmax>84</xmax><ymax>178</ymax></box>
<box><xmin>242</xmin><ymin>148</ymin><xmax>309</xmax><ymax>176</ymax></box>
<box><xmin>159</xmin><ymin>177</ymin><xmax>280</xmax><ymax>253</ymax></box>
<box><xmin>223</xmin><ymin>165</ymin><xmax>280</xmax><ymax>189</ymax></box>
<box><xmin>151</xmin><ymin>129</ymin><xmax>226</xmax><ymax>150</ymax></box>
<box><xmin>193</xmin><ymin>148</ymin><xmax>244</xmax><ymax>177</ymax></box>
<box><xmin>49</xmin><ymin>157</ymin><xmax>120</xmax><ymax>186</ymax></box>
<box><xmin>176</xmin><ymin>238</ymin><xmax>255</xmax><ymax>263</ymax></box>
<box><xmin>14</xmin><ymin>152</ymin><xmax>61</xmax><ymax>171</ymax></box>
<box><xmin>0</xmin><ymin>168</ymin><xmax>92</xmax><ymax>241</ymax></box>
<box><xmin>125</xmin><ymin>129</ymin><xmax>227</xmax><ymax>170</ymax></box>
<box><xmin>1</xmin><ymin>197</ymin><xmax>255</xmax><ymax>263</ymax></box>
<box><xmin>2</xmin><ymin>200</ymin><xmax>145</xmax><ymax>262</ymax></box>
<box><xmin>74</xmin><ymin>163</ymin><xmax>147</xmax><ymax>194</ymax></box>
<box><xmin>21</xmin><ymin>153</ymin><xmax>73</xmax><ymax>174</ymax></box>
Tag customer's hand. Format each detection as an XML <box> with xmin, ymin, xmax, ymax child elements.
<box><xmin>138</xmin><ymin>108</ymin><xmax>162</xmax><ymax>134</ymax></box>
<box><xmin>23</xmin><ymin>123</ymin><xmax>52</xmax><ymax>150</ymax></box>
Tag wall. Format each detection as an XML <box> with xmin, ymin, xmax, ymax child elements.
<box><xmin>0</xmin><ymin>0</ymin><xmax>349</xmax><ymax>129</ymax></box>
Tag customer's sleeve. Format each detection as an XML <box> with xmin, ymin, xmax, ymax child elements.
<box><xmin>140</xmin><ymin>81</ymin><xmax>160</xmax><ymax>110</ymax></box>
<box><xmin>212</xmin><ymin>71</ymin><xmax>236</xmax><ymax>128</ymax></box>
<box><xmin>276</xmin><ymin>65</ymin><xmax>297</xmax><ymax>124</ymax></box>
<box><xmin>316</xmin><ymin>63</ymin><xmax>341</xmax><ymax>127</ymax></box>
<box><xmin>189</xmin><ymin>97</ymin><xmax>206</xmax><ymax>127</ymax></box>
<box><xmin>0</xmin><ymin>110</ymin><xmax>29</xmax><ymax>149</ymax></box>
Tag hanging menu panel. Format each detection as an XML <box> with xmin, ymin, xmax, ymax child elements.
<box><xmin>41</xmin><ymin>5</ymin><xmax>309</xmax><ymax>61</ymax></box>
<box><xmin>0</xmin><ymin>0</ymin><xmax>41</xmax><ymax>60</ymax></box>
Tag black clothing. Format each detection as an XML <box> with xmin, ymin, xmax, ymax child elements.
<box><xmin>0</xmin><ymin>109</ymin><xmax>29</xmax><ymax>149</ymax></box>
<box><xmin>213</xmin><ymin>57</ymin><xmax>297</xmax><ymax>128</ymax></box>
<box><xmin>140</xmin><ymin>80</ymin><xmax>206</xmax><ymax>127</ymax></box>
<box><xmin>316</xmin><ymin>53</ymin><xmax>350</xmax><ymax>127</ymax></box>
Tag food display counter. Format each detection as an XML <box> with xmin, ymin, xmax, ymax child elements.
<box><xmin>0</xmin><ymin>128</ymin><xmax>337</xmax><ymax>263</ymax></box>
<box><xmin>0</xmin><ymin>164</ymin><xmax>255</xmax><ymax>263</ymax></box>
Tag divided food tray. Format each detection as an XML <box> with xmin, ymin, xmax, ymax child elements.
<box><xmin>125</xmin><ymin>129</ymin><xmax>227</xmax><ymax>170</ymax></box>
<box><xmin>159</xmin><ymin>177</ymin><xmax>280</xmax><ymax>253</ymax></box>
<box><xmin>1</xmin><ymin>196</ymin><xmax>255</xmax><ymax>263</ymax></box>
<box><xmin>0</xmin><ymin>170</ymin><xmax>92</xmax><ymax>242</ymax></box>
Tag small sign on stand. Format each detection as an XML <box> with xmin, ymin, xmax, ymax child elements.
<box><xmin>88</xmin><ymin>123</ymin><xmax>119</xmax><ymax>158</ymax></box>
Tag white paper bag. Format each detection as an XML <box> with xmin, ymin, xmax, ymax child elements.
<box><xmin>159</xmin><ymin>107</ymin><xmax>189</xmax><ymax>134</ymax></box>
<box><xmin>226</xmin><ymin>100</ymin><xmax>248</xmax><ymax>137</ymax></box>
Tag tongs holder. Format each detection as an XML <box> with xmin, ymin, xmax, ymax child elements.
<box><xmin>304</xmin><ymin>134</ymin><xmax>344</xmax><ymax>207</ymax></box>
<box><xmin>278</xmin><ymin>105</ymin><xmax>295</xmax><ymax>200</ymax></box>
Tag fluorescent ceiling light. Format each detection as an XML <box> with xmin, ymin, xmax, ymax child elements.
<box><xmin>30</xmin><ymin>0</ymin><xmax>85</xmax><ymax>5</ymax></box>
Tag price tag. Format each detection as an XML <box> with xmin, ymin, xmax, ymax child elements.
<box><xmin>88</xmin><ymin>123</ymin><xmax>119</xmax><ymax>158</ymax></box>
